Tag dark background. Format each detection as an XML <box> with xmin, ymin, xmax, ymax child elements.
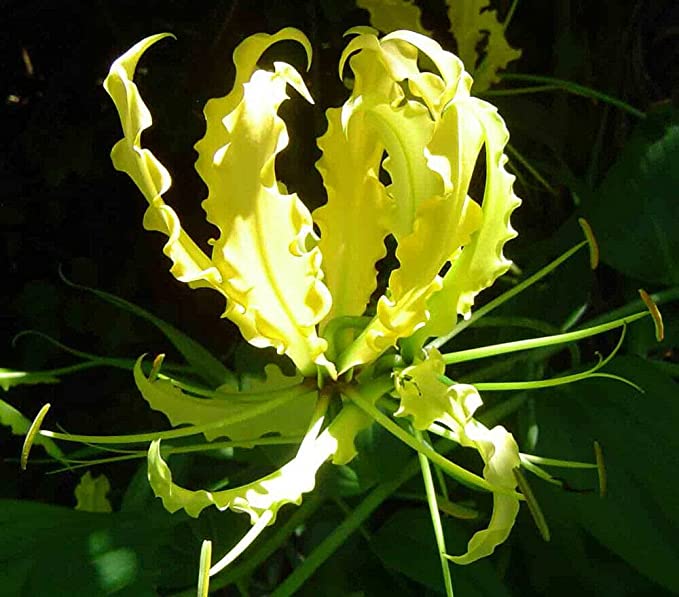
<box><xmin>2</xmin><ymin>1</ymin><xmax>679</xmax><ymax>595</ymax></box>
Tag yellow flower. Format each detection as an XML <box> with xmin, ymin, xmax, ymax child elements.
<box><xmin>104</xmin><ymin>27</ymin><xmax>521</xmax><ymax>570</ymax></box>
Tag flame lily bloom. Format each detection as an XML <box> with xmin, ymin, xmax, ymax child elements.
<box><xmin>104</xmin><ymin>27</ymin><xmax>521</xmax><ymax>571</ymax></box>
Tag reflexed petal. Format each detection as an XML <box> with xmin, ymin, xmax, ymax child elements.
<box><xmin>104</xmin><ymin>34</ymin><xmax>223</xmax><ymax>291</ymax></box>
<box><xmin>133</xmin><ymin>358</ymin><xmax>314</xmax><ymax>441</ymax></box>
<box><xmin>194</xmin><ymin>37</ymin><xmax>333</xmax><ymax>377</ymax></box>
<box><xmin>105</xmin><ymin>31</ymin><xmax>334</xmax><ymax>377</ymax></box>
<box><xmin>147</xmin><ymin>420</ymin><xmax>336</xmax><ymax>522</ymax></box>
<box><xmin>146</xmin><ymin>396</ymin><xmax>369</xmax><ymax>521</ymax></box>
<box><xmin>421</xmin><ymin>98</ymin><xmax>521</xmax><ymax>339</ymax></box>
<box><xmin>394</xmin><ymin>349</ymin><xmax>521</xmax><ymax>564</ymax></box>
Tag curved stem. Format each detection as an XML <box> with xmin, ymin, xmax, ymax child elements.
<box><xmin>441</xmin><ymin>311</ymin><xmax>648</xmax><ymax>365</ymax></box>
<box><xmin>344</xmin><ymin>387</ymin><xmax>503</xmax><ymax>495</ymax></box>
<box><xmin>209</xmin><ymin>511</ymin><xmax>274</xmax><ymax>577</ymax></box>
<box><xmin>415</xmin><ymin>427</ymin><xmax>454</xmax><ymax>597</ymax></box>
<box><xmin>499</xmin><ymin>73</ymin><xmax>646</xmax><ymax>119</ymax></box>
<box><xmin>505</xmin><ymin>143</ymin><xmax>557</xmax><ymax>195</ymax></box>
<box><xmin>429</xmin><ymin>241</ymin><xmax>588</xmax><ymax>349</ymax></box>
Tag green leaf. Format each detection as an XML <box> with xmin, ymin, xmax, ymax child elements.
<box><xmin>533</xmin><ymin>356</ymin><xmax>679</xmax><ymax>593</ymax></box>
<box><xmin>371</xmin><ymin>508</ymin><xmax>512</xmax><ymax>596</ymax></box>
<box><xmin>515</xmin><ymin>508</ymin><xmax>674</xmax><ymax>596</ymax></box>
<box><xmin>583</xmin><ymin>107</ymin><xmax>679</xmax><ymax>285</ymax></box>
<box><xmin>0</xmin><ymin>499</ymin><xmax>175</xmax><ymax>596</ymax></box>
<box><xmin>61</xmin><ymin>275</ymin><xmax>234</xmax><ymax>387</ymax></box>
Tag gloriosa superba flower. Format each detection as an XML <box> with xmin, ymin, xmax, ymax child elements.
<box><xmin>104</xmin><ymin>27</ymin><xmax>522</xmax><ymax>573</ymax></box>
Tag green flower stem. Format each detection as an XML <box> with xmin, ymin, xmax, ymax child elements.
<box><xmin>505</xmin><ymin>143</ymin><xmax>558</xmax><ymax>195</ymax></box>
<box><xmin>333</xmin><ymin>497</ymin><xmax>373</xmax><ymax>542</ymax></box>
<box><xmin>473</xmin><ymin>372</ymin><xmax>639</xmax><ymax>392</ymax></box>
<box><xmin>271</xmin><ymin>430</ymin><xmax>483</xmax><ymax>597</ymax></box>
<box><xmin>580</xmin><ymin>287</ymin><xmax>679</xmax><ymax>329</ymax></box>
<box><xmin>470</xmin><ymin>315</ymin><xmax>580</xmax><ymax>366</ymax></box>
<box><xmin>499</xmin><ymin>73</ymin><xmax>646</xmax><ymax>119</ymax></box>
<box><xmin>504</xmin><ymin>0</ymin><xmax>520</xmax><ymax>30</ymax></box>
<box><xmin>440</xmin><ymin>311</ymin><xmax>648</xmax><ymax>365</ymax></box>
<box><xmin>415</xmin><ymin>427</ymin><xmax>454</xmax><ymax>597</ymax></box>
<box><xmin>344</xmin><ymin>386</ymin><xmax>506</xmax><ymax>495</ymax></box>
<box><xmin>271</xmin><ymin>453</ymin><xmax>425</xmax><ymax>597</ymax></box>
<box><xmin>171</xmin><ymin>495</ymin><xmax>324</xmax><ymax>597</ymax></box>
<box><xmin>482</xmin><ymin>84</ymin><xmax>562</xmax><ymax>96</ymax></box>
<box><xmin>46</xmin><ymin>435</ymin><xmax>305</xmax><ymax>473</ymax></box>
<box><xmin>520</xmin><ymin>454</ymin><xmax>597</xmax><ymax>469</ymax></box>
<box><xmin>429</xmin><ymin>241</ymin><xmax>588</xmax><ymax>349</ymax></box>
<box><xmin>39</xmin><ymin>389</ymin><xmax>318</xmax><ymax>444</ymax></box>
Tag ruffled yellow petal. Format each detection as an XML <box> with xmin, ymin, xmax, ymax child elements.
<box><xmin>195</xmin><ymin>58</ymin><xmax>333</xmax><ymax>377</ymax></box>
<box><xmin>447</xmin><ymin>0</ymin><xmax>522</xmax><ymax>92</ymax></box>
<box><xmin>147</xmin><ymin>417</ymin><xmax>336</xmax><ymax>523</ymax></box>
<box><xmin>394</xmin><ymin>349</ymin><xmax>521</xmax><ymax>564</ymax></box>
<box><xmin>421</xmin><ymin>98</ymin><xmax>521</xmax><ymax>340</ymax></box>
<box><xmin>103</xmin><ymin>34</ymin><xmax>223</xmax><ymax>291</ymax></box>
<box><xmin>133</xmin><ymin>358</ymin><xmax>313</xmax><ymax>442</ymax></box>
<box><xmin>105</xmin><ymin>31</ymin><xmax>334</xmax><ymax>377</ymax></box>
<box><xmin>335</xmin><ymin>32</ymin><xmax>490</xmax><ymax>372</ymax></box>
<box><xmin>313</xmin><ymin>106</ymin><xmax>391</xmax><ymax>335</ymax></box>
<box><xmin>146</xmin><ymin>396</ymin><xmax>371</xmax><ymax>521</ymax></box>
